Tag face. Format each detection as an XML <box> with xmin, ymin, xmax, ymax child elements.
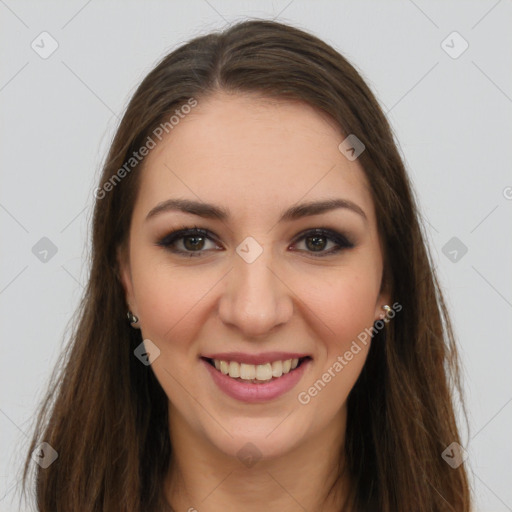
<box><xmin>118</xmin><ymin>91</ymin><xmax>390</xmax><ymax>461</ymax></box>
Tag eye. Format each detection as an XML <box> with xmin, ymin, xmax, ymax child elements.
<box><xmin>156</xmin><ymin>225</ymin><xmax>221</xmax><ymax>257</ymax></box>
<box><xmin>289</xmin><ymin>228</ymin><xmax>354</xmax><ymax>257</ymax></box>
<box><xmin>156</xmin><ymin>226</ymin><xmax>354</xmax><ymax>257</ymax></box>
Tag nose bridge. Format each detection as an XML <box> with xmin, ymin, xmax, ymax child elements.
<box><xmin>218</xmin><ymin>239</ymin><xmax>293</xmax><ymax>336</ymax></box>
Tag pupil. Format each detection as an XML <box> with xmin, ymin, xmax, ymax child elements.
<box><xmin>184</xmin><ymin>236</ymin><xmax>204</xmax><ymax>251</ymax></box>
<box><xmin>306</xmin><ymin>236</ymin><xmax>326</xmax><ymax>251</ymax></box>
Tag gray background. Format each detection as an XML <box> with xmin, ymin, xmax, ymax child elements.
<box><xmin>1</xmin><ymin>0</ymin><xmax>511</xmax><ymax>510</ymax></box>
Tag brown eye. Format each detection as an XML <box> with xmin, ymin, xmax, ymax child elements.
<box><xmin>305</xmin><ymin>235</ymin><xmax>328</xmax><ymax>252</ymax></box>
<box><xmin>157</xmin><ymin>227</ymin><xmax>221</xmax><ymax>257</ymax></box>
<box><xmin>182</xmin><ymin>235</ymin><xmax>206</xmax><ymax>251</ymax></box>
<box><xmin>157</xmin><ymin>226</ymin><xmax>354</xmax><ymax>258</ymax></box>
<box><xmin>291</xmin><ymin>228</ymin><xmax>354</xmax><ymax>257</ymax></box>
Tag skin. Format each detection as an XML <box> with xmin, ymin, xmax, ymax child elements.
<box><xmin>118</xmin><ymin>91</ymin><xmax>390</xmax><ymax>512</ymax></box>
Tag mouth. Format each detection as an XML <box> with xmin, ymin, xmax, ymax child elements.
<box><xmin>201</xmin><ymin>356</ymin><xmax>312</xmax><ymax>384</ymax></box>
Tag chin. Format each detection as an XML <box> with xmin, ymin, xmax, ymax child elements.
<box><xmin>202</xmin><ymin>416</ymin><xmax>311</xmax><ymax>463</ymax></box>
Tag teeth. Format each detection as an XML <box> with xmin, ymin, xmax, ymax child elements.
<box><xmin>240</xmin><ymin>363</ymin><xmax>256</xmax><ymax>380</ymax></box>
<box><xmin>271</xmin><ymin>360</ymin><xmax>283</xmax><ymax>377</ymax></box>
<box><xmin>256</xmin><ymin>363</ymin><xmax>272</xmax><ymax>380</ymax></box>
<box><xmin>211</xmin><ymin>358</ymin><xmax>303</xmax><ymax>381</ymax></box>
<box><xmin>219</xmin><ymin>360</ymin><xmax>229</xmax><ymax>375</ymax></box>
<box><xmin>228</xmin><ymin>361</ymin><xmax>240</xmax><ymax>378</ymax></box>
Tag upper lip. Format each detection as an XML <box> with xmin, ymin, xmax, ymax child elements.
<box><xmin>202</xmin><ymin>352</ymin><xmax>311</xmax><ymax>365</ymax></box>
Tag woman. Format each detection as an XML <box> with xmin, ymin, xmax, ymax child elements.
<box><xmin>22</xmin><ymin>19</ymin><xmax>472</xmax><ymax>511</ymax></box>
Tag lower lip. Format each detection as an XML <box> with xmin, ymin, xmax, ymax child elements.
<box><xmin>202</xmin><ymin>358</ymin><xmax>311</xmax><ymax>403</ymax></box>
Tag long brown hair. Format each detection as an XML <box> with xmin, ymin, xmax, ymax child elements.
<box><xmin>20</xmin><ymin>19</ymin><xmax>472</xmax><ymax>511</ymax></box>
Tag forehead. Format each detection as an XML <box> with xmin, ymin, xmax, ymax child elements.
<box><xmin>134</xmin><ymin>92</ymin><xmax>376</xmax><ymax>227</ymax></box>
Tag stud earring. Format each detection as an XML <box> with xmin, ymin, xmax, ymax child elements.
<box><xmin>379</xmin><ymin>304</ymin><xmax>392</xmax><ymax>320</ymax></box>
<box><xmin>127</xmin><ymin>311</ymin><xmax>140</xmax><ymax>328</ymax></box>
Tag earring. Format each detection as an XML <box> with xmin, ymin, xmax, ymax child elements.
<box><xmin>127</xmin><ymin>311</ymin><xmax>139</xmax><ymax>327</ymax></box>
<box><xmin>379</xmin><ymin>304</ymin><xmax>392</xmax><ymax>320</ymax></box>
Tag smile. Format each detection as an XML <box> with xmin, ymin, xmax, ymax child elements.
<box><xmin>205</xmin><ymin>357</ymin><xmax>309</xmax><ymax>383</ymax></box>
<box><xmin>201</xmin><ymin>355</ymin><xmax>312</xmax><ymax>402</ymax></box>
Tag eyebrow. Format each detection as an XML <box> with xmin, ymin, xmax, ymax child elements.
<box><xmin>145</xmin><ymin>197</ymin><xmax>367</xmax><ymax>224</ymax></box>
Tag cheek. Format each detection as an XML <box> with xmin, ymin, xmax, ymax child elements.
<box><xmin>131</xmin><ymin>262</ymin><xmax>215</xmax><ymax>420</ymax></box>
<box><xmin>130</xmin><ymin>254</ymin><xmax>218</xmax><ymax>354</ymax></box>
<box><xmin>299</xmin><ymin>268</ymin><xmax>380</xmax><ymax>345</ymax></box>
<box><xmin>295</xmin><ymin>270</ymin><xmax>377</xmax><ymax>407</ymax></box>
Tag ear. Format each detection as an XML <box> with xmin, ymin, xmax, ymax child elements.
<box><xmin>375</xmin><ymin>270</ymin><xmax>392</xmax><ymax>322</ymax></box>
<box><xmin>116</xmin><ymin>244</ymin><xmax>137</xmax><ymax>315</ymax></box>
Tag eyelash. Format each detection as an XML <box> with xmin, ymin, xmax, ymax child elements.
<box><xmin>156</xmin><ymin>224</ymin><xmax>355</xmax><ymax>258</ymax></box>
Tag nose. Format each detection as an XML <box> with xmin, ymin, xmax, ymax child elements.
<box><xmin>218</xmin><ymin>245</ymin><xmax>294</xmax><ymax>338</ymax></box>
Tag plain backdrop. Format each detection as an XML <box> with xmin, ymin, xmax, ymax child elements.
<box><xmin>1</xmin><ymin>1</ymin><xmax>511</xmax><ymax>510</ymax></box>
